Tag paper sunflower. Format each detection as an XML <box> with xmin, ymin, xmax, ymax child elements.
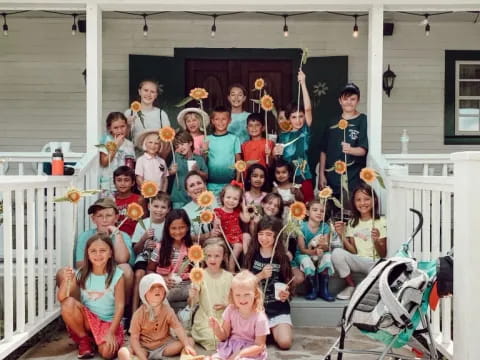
<box><xmin>334</xmin><ymin>160</ymin><xmax>347</xmax><ymax>175</ymax></box>
<box><xmin>190</xmin><ymin>267</ymin><xmax>204</xmax><ymax>285</ymax></box>
<box><xmin>197</xmin><ymin>191</ymin><xmax>215</xmax><ymax>208</ymax></box>
<box><xmin>188</xmin><ymin>244</ymin><xmax>204</xmax><ymax>263</ymax></box>
<box><xmin>199</xmin><ymin>209</ymin><xmax>215</xmax><ymax>224</ymax></box>
<box><xmin>126</xmin><ymin>203</ymin><xmax>144</xmax><ymax>221</ymax></box>
<box><xmin>141</xmin><ymin>181</ymin><xmax>159</xmax><ymax>199</ymax></box>
<box><xmin>338</xmin><ymin>119</ymin><xmax>349</xmax><ymax>130</ymax></box>
<box><xmin>318</xmin><ymin>186</ymin><xmax>333</xmax><ymax>199</ymax></box>
<box><xmin>290</xmin><ymin>201</ymin><xmax>307</xmax><ymax>221</ymax></box>
<box><xmin>159</xmin><ymin>126</ymin><xmax>175</xmax><ymax>143</ymax></box>
<box><xmin>234</xmin><ymin>160</ymin><xmax>247</xmax><ymax>173</ymax></box>
<box><xmin>130</xmin><ymin>101</ymin><xmax>142</xmax><ymax>112</ymax></box>
<box><xmin>189</xmin><ymin>88</ymin><xmax>209</xmax><ymax>100</ymax></box>
<box><xmin>260</xmin><ymin>95</ymin><xmax>274</xmax><ymax>112</ymax></box>
<box><xmin>254</xmin><ymin>78</ymin><xmax>265</xmax><ymax>90</ymax></box>
<box><xmin>360</xmin><ymin>167</ymin><xmax>377</xmax><ymax>184</ymax></box>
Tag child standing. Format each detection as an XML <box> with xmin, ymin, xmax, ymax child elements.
<box><xmin>294</xmin><ymin>200</ymin><xmax>335</xmax><ymax>301</ymax></box>
<box><xmin>147</xmin><ymin>209</ymin><xmax>193</xmax><ymax>303</ymax></box>
<box><xmin>170</xmin><ymin>130</ymin><xmax>208</xmax><ymax>209</ymax></box>
<box><xmin>131</xmin><ymin>192</ymin><xmax>171</xmax><ymax>312</ymax></box>
<box><xmin>272</xmin><ymin>159</ymin><xmax>304</xmax><ymax>207</ymax></box>
<box><xmin>208</xmin><ymin>270</ymin><xmax>270</xmax><ymax>360</ymax></box>
<box><xmin>241</xmin><ymin>113</ymin><xmax>274</xmax><ymax>168</ymax></box>
<box><xmin>244</xmin><ymin>164</ymin><xmax>270</xmax><ymax>206</ymax></box>
<box><xmin>332</xmin><ymin>184</ymin><xmax>387</xmax><ymax>300</ymax></box>
<box><xmin>58</xmin><ymin>234</ymin><xmax>125</xmax><ymax>359</ymax></box>
<box><xmin>134</xmin><ymin>129</ymin><xmax>169</xmax><ymax>191</ymax></box>
<box><xmin>113</xmin><ymin>166</ymin><xmax>145</xmax><ymax>236</ymax></box>
<box><xmin>214</xmin><ymin>184</ymin><xmax>250</xmax><ymax>272</ymax></box>
<box><xmin>118</xmin><ymin>274</ymin><xmax>197</xmax><ymax>360</ymax></box>
<box><xmin>99</xmin><ymin>112</ymin><xmax>135</xmax><ymax>195</ymax></box>
<box><xmin>177</xmin><ymin>107</ymin><xmax>210</xmax><ymax>156</ymax></box>
<box><xmin>274</xmin><ymin>70</ymin><xmax>314</xmax><ymax>202</ymax></box>
<box><xmin>207</xmin><ymin>106</ymin><xmax>241</xmax><ymax>195</ymax></box>
<box><xmin>189</xmin><ymin>238</ymin><xmax>234</xmax><ymax>350</ymax></box>
<box><xmin>319</xmin><ymin>83</ymin><xmax>368</xmax><ymax>197</ymax></box>
<box><xmin>244</xmin><ymin>217</ymin><xmax>293</xmax><ymax>350</ymax></box>
<box><xmin>227</xmin><ymin>83</ymin><xmax>250</xmax><ymax>145</ymax></box>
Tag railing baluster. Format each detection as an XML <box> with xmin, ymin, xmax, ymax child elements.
<box><xmin>18</xmin><ymin>163</ymin><xmax>24</xmax><ymax>176</ymax></box>
<box><xmin>421</xmin><ymin>189</ymin><xmax>431</xmax><ymax>261</ymax></box>
<box><xmin>27</xmin><ymin>188</ymin><xmax>36</xmax><ymax>324</ymax></box>
<box><xmin>46</xmin><ymin>187</ymin><xmax>54</xmax><ymax>312</ymax></box>
<box><xmin>54</xmin><ymin>187</ymin><xmax>63</xmax><ymax>305</ymax></box>
<box><xmin>3</xmin><ymin>191</ymin><xmax>14</xmax><ymax>341</ymax></box>
<box><xmin>15</xmin><ymin>189</ymin><xmax>26</xmax><ymax>332</ymax></box>
<box><xmin>431</xmin><ymin>190</ymin><xmax>441</xmax><ymax>336</ymax></box>
<box><xmin>37</xmin><ymin>186</ymin><xmax>46</xmax><ymax>318</ymax></box>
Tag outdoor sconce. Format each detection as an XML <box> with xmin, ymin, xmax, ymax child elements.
<box><xmin>383</xmin><ymin>64</ymin><xmax>396</xmax><ymax>97</ymax></box>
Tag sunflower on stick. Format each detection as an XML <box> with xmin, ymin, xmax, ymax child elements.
<box><xmin>252</xmin><ymin>78</ymin><xmax>265</xmax><ymax>113</ymax></box>
<box><xmin>260</xmin><ymin>94</ymin><xmax>274</xmax><ymax>165</ymax></box>
<box><xmin>159</xmin><ymin>127</ymin><xmax>179</xmax><ymax>187</ymax></box>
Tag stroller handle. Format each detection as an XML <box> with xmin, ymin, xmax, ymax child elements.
<box><xmin>407</xmin><ymin>208</ymin><xmax>423</xmax><ymax>246</ymax></box>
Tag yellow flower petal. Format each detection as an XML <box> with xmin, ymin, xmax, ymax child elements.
<box><xmin>360</xmin><ymin>167</ymin><xmax>377</xmax><ymax>184</ymax></box>
<box><xmin>188</xmin><ymin>244</ymin><xmax>204</xmax><ymax>263</ymax></box>
<box><xmin>141</xmin><ymin>181</ymin><xmax>159</xmax><ymax>198</ymax></box>
<box><xmin>290</xmin><ymin>201</ymin><xmax>307</xmax><ymax>221</ymax></box>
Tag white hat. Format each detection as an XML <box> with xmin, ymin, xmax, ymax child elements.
<box><xmin>177</xmin><ymin>107</ymin><xmax>210</xmax><ymax>131</ymax></box>
<box><xmin>134</xmin><ymin>129</ymin><xmax>160</xmax><ymax>149</ymax></box>
<box><xmin>139</xmin><ymin>273</ymin><xmax>169</xmax><ymax>319</ymax></box>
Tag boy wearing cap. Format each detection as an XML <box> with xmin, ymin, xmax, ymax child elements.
<box><xmin>118</xmin><ymin>274</ymin><xmax>197</xmax><ymax>360</ymax></box>
<box><xmin>319</xmin><ymin>83</ymin><xmax>369</xmax><ymax>197</ymax></box>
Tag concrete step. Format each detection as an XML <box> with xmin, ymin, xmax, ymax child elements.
<box><xmin>291</xmin><ymin>296</ymin><xmax>348</xmax><ymax>327</ymax></box>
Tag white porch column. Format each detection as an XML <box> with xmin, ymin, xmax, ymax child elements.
<box><xmin>452</xmin><ymin>151</ymin><xmax>480</xmax><ymax>360</ymax></box>
<box><xmin>367</xmin><ymin>5</ymin><xmax>384</xmax><ymax>162</ymax></box>
<box><xmin>86</xmin><ymin>1</ymin><xmax>102</xmax><ymax>151</ymax></box>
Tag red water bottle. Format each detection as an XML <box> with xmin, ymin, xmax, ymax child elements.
<box><xmin>52</xmin><ymin>148</ymin><xmax>64</xmax><ymax>176</ymax></box>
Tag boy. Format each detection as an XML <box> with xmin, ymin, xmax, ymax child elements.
<box><xmin>206</xmin><ymin>106</ymin><xmax>241</xmax><ymax>195</ymax></box>
<box><xmin>241</xmin><ymin>112</ymin><xmax>274</xmax><ymax>168</ymax></box>
<box><xmin>118</xmin><ymin>274</ymin><xmax>197</xmax><ymax>360</ymax></box>
<box><xmin>319</xmin><ymin>83</ymin><xmax>368</xmax><ymax>197</ymax></box>
<box><xmin>131</xmin><ymin>192</ymin><xmax>171</xmax><ymax>311</ymax></box>
<box><xmin>169</xmin><ymin>131</ymin><xmax>208</xmax><ymax>209</ymax></box>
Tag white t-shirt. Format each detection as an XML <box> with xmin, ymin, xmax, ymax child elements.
<box><xmin>124</xmin><ymin>106</ymin><xmax>170</xmax><ymax>142</ymax></box>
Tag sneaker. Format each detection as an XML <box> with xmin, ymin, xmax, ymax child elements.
<box><xmin>336</xmin><ymin>286</ymin><xmax>355</xmax><ymax>300</ymax></box>
<box><xmin>77</xmin><ymin>336</ymin><xmax>95</xmax><ymax>359</ymax></box>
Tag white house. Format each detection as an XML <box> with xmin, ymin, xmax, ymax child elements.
<box><xmin>0</xmin><ymin>0</ymin><xmax>480</xmax><ymax>359</ymax></box>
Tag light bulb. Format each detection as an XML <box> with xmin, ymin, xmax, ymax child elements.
<box><xmin>71</xmin><ymin>24</ymin><xmax>77</xmax><ymax>36</ymax></box>
<box><xmin>211</xmin><ymin>24</ymin><xmax>216</xmax><ymax>37</ymax></box>
<box><xmin>143</xmin><ymin>24</ymin><xmax>148</xmax><ymax>37</ymax></box>
<box><xmin>353</xmin><ymin>24</ymin><xmax>359</xmax><ymax>38</ymax></box>
<box><xmin>425</xmin><ymin>23</ymin><xmax>430</xmax><ymax>36</ymax></box>
<box><xmin>3</xmin><ymin>24</ymin><xmax>7</xmax><ymax>37</ymax></box>
<box><xmin>283</xmin><ymin>24</ymin><xmax>289</xmax><ymax>37</ymax></box>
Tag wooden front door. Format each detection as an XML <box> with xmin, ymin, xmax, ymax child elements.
<box><xmin>185</xmin><ymin>59</ymin><xmax>293</xmax><ymax>112</ymax></box>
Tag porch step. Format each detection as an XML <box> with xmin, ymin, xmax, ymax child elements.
<box><xmin>291</xmin><ymin>296</ymin><xmax>348</xmax><ymax>327</ymax></box>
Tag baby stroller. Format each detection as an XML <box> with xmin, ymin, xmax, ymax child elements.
<box><xmin>323</xmin><ymin>209</ymin><xmax>440</xmax><ymax>360</ymax></box>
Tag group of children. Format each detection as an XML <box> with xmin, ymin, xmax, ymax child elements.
<box><xmin>56</xmin><ymin>72</ymin><xmax>388</xmax><ymax>359</ymax></box>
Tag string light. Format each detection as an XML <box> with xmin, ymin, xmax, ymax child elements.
<box><xmin>424</xmin><ymin>14</ymin><xmax>430</xmax><ymax>36</ymax></box>
<box><xmin>2</xmin><ymin>13</ymin><xmax>8</xmax><ymax>37</ymax></box>
<box><xmin>211</xmin><ymin>14</ymin><xmax>217</xmax><ymax>37</ymax></box>
<box><xmin>142</xmin><ymin>13</ymin><xmax>148</xmax><ymax>37</ymax></box>
<box><xmin>71</xmin><ymin>13</ymin><xmax>77</xmax><ymax>36</ymax></box>
<box><xmin>283</xmin><ymin>15</ymin><xmax>289</xmax><ymax>37</ymax></box>
<box><xmin>353</xmin><ymin>15</ymin><xmax>359</xmax><ymax>38</ymax></box>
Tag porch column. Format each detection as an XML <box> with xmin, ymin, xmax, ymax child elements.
<box><xmin>86</xmin><ymin>1</ymin><xmax>102</xmax><ymax>151</ymax></box>
<box><xmin>452</xmin><ymin>151</ymin><xmax>480</xmax><ymax>360</ymax></box>
<box><xmin>367</xmin><ymin>5</ymin><xmax>384</xmax><ymax>162</ymax></box>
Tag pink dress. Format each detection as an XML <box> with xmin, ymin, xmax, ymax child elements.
<box><xmin>215</xmin><ymin>305</ymin><xmax>270</xmax><ymax>360</ymax></box>
<box><xmin>214</xmin><ymin>208</ymin><xmax>243</xmax><ymax>245</ymax></box>
<box><xmin>192</xmin><ymin>134</ymin><xmax>207</xmax><ymax>156</ymax></box>
<box><xmin>244</xmin><ymin>191</ymin><xmax>267</xmax><ymax>206</ymax></box>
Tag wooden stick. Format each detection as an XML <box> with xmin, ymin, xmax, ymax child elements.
<box><xmin>66</xmin><ymin>204</ymin><xmax>78</xmax><ymax>297</ymax></box>
<box><xmin>263</xmin><ymin>222</ymin><xmax>289</xmax><ymax>295</ymax></box>
<box><xmin>170</xmin><ymin>142</ymin><xmax>179</xmax><ymax>188</ymax></box>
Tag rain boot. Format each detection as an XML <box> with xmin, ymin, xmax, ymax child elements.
<box><xmin>318</xmin><ymin>273</ymin><xmax>335</xmax><ymax>302</ymax></box>
<box><xmin>305</xmin><ymin>275</ymin><xmax>318</xmax><ymax>300</ymax></box>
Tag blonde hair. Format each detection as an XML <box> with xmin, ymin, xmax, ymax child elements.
<box><xmin>203</xmin><ymin>237</ymin><xmax>228</xmax><ymax>269</ymax></box>
<box><xmin>142</xmin><ymin>133</ymin><xmax>160</xmax><ymax>151</ymax></box>
<box><xmin>228</xmin><ymin>270</ymin><xmax>264</xmax><ymax>313</ymax></box>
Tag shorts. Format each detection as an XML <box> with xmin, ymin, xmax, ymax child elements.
<box><xmin>134</xmin><ymin>260</ymin><xmax>148</xmax><ymax>272</ymax></box>
<box><xmin>128</xmin><ymin>338</ymin><xmax>177</xmax><ymax>359</ymax></box>
<box><xmin>268</xmin><ymin>314</ymin><xmax>292</xmax><ymax>328</ymax></box>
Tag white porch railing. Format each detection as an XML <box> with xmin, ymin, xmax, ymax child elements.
<box><xmin>384</xmin><ymin>154</ymin><xmax>453</xmax><ymax>176</ymax></box>
<box><xmin>387</xmin><ymin>175</ymin><xmax>454</xmax><ymax>359</ymax></box>
<box><xmin>0</xmin><ymin>152</ymin><xmax>85</xmax><ymax>176</ymax></box>
<box><xmin>0</xmin><ymin>151</ymin><xmax>98</xmax><ymax>359</ymax></box>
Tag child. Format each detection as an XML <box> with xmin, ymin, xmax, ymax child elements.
<box><xmin>319</xmin><ymin>83</ymin><xmax>368</xmax><ymax>197</ymax></box>
<box><xmin>247</xmin><ymin>193</ymin><xmax>284</xmax><ymax>240</ymax></box>
<box><xmin>58</xmin><ymin>234</ymin><xmax>125</xmax><ymax>359</ymax></box>
<box><xmin>99</xmin><ymin>112</ymin><xmax>135</xmax><ymax>195</ymax></box>
<box><xmin>294</xmin><ymin>199</ymin><xmax>335</xmax><ymax>301</ymax></box>
<box><xmin>272</xmin><ymin>158</ymin><xmax>304</xmax><ymax>207</ymax></box>
<box><xmin>177</xmin><ymin>107</ymin><xmax>210</xmax><ymax>156</ymax></box>
<box><xmin>170</xmin><ymin>130</ymin><xmax>208</xmax><ymax>209</ymax></box>
<box><xmin>244</xmin><ymin>164</ymin><xmax>270</xmax><ymax>206</ymax></box>
<box><xmin>241</xmin><ymin>112</ymin><xmax>274</xmax><ymax>168</ymax></box>
<box><xmin>189</xmin><ymin>238</ymin><xmax>234</xmax><ymax>350</ymax></box>
<box><xmin>118</xmin><ymin>274</ymin><xmax>197</xmax><ymax>360</ymax></box>
<box><xmin>208</xmin><ymin>270</ymin><xmax>270</xmax><ymax>360</ymax></box>
<box><xmin>207</xmin><ymin>106</ymin><xmax>241</xmax><ymax>195</ymax></box>
<box><xmin>113</xmin><ymin>166</ymin><xmax>145</xmax><ymax>236</ymax></box>
<box><xmin>125</xmin><ymin>79</ymin><xmax>170</xmax><ymax>154</ymax></box>
<box><xmin>227</xmin><ymin>83</ymin><xmax>250</xmax><ymax>145</ymax></box>
<box><xmin>131</xmin><ymin>192</ymin><xmax>171</xmax><ymax>312</ymax></box>
<box><xmin>147</xmin><ymin>209</ymin><xmax>193</xmax><ymax>303</ymax></box>
<box><xmin>332</xmin><ymin>184</ymin><xmax>387</xmax><ymax>300</ymax></box>
<box><xmin>274</xmin><ymin>70</ymin><xmax>314</xmax><ymax>202</ymax></box>
<box><xmin>134</xmin><ymin>129</ymin><xmax>169</xmax><ymax>191</ymax></box>
<box><xmin>214</xmin><ymin>183</ymin><xmax>250</xmax><ymax>272</ymax></box>
<box><xmin>244</xmin><ymin>216</ymin><xmax>293</xmax><ymax>350</ymax></box>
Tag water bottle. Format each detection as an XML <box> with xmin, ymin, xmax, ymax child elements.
<box><xmin>400</xmin><ymin>129</ymin><xmax>409</xmax><ymax>154</ymax></box>
<box><xmin>51</xmin><ymin>148</ymin><xmax>64</xmax><ymax>175</ymax></box>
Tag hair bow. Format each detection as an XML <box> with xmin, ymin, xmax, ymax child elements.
<box><xmin>230</xmin><ymin>180</ymin><xmax>243</xmax><ymax>189</ymax></box>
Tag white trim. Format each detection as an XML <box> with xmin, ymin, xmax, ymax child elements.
<box><xmin>455</xmin><ymin>60</ymin><xmax>480</xmax><ymax>135</ymax></box>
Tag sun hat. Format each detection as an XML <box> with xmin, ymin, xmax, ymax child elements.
<box><xmin>139</xmin><ymin>273</ymin><xmax>169</xmax><ymax>320</ymax></box>
<box><xmin>134</xmin><ymin>129</ymin><xmax>161</xmax><ymax>150</ymax></box>
<box><xmin>177</xmin><ymin>107</ymin><xmax>210</xmax><ymax>131</ymax></box>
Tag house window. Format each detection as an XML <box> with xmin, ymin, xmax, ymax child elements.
<box><xmin>445</xmin><ymin>51</ymin><xmax>480</xmax><ymax>144</ymax></box>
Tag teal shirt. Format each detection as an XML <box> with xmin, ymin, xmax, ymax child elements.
<box><xmin>80</xmin><ymin>266</ymin><xmax>123</xmax><ymax>321</ymax></box>
<box><xmin>228</xmin><ymin>112</ymin><xmax>250</xmax><ymax>145</ymax></box>
<box><xmin>75</xmin><ymin>228</ymin><xmax>135</xmax><ymax>267</ymax></box>
<box><xmin>207</xmin><ymin>132</ymin><xmax>241</xmax><ymax>194</ymax></box>
<box><xmin>278</xmin><ymin>124</ymin><xmax>312</xmax><ymax>181</ymax></box>
<box><xmin>171</xmin><ymin>152</ymin><xmax>208</xmax><ymax>208</ymax></box>
<box><xmin>295</xmin><ymin>221</ymin><xmax>330</xmax><ymax>258</ymax></box>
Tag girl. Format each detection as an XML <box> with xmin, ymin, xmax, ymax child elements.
<box><xmin>113</xmin><ymin>166</ymin><xmax>145</xmax><ymax>236</ymax></box>
<box><xmin>177</xmin><ymin>107</ymin><xmax>210</xmax><ymax>156</ymax></box>
<box><xmin>214</xmin><ymin>184</ymin><xmax>250</xmax><ymax>272</ymax></box>
<box><xmin>208</xmin><ymin>270</ymin><xmax>270</xmax><ymax>360</ymax></box>
<box><xmin>244</xmin><ymin>164</ymin><xmax>270</xmax><ymax>206</ymax></box>
<box><xmin>272</xmin><ymin>159</ymin><xmax>304</xmax><ymax>207</ymax></box>
<box><xmin>273</xmin><ymin>70</ymin><xmax>314</xmax><ymax>202</ymax></box>
<box><xmin>189</xmin><ymin>238</ymin><xmax>234</xmax><ymax>350</ymax></box>
<box><xmin>295</xmin><ymin>199</ymin><xmax>335</xmax><ymax>301</ymax></box>
<box><xmin>247</xmin><ymin>193</ymin><xmax>284</xmax><ymax>239</ymax></box>
<box><xmin>244</xmin><ymin>216</ymin><xmax>293</xmax><ymax>350</ymax></box>
<box><xmin>125</xmin><ymin>79</ymin><xmax>170</xmax><ymax>151</ymax></box>
<box><xmin>99</xmin><ymin>112</ymin><xmax>135</xmax><ymax>195</ymax></box>
<box><xmin>227</xmin><ymin>83</ymin><xmax>250</xmax><ymax>145</ymax></box>
<box><xmin>332</xmin><ymin>184</ymin><xmax>387</xmax><ymax>300</ymax></box>
<box><xmin>58</xmin><ymin>234</ymin><xmax>125</xmax><ymax>359</ymax></box>
<box><xmin>147</xmin><ymin>209</ymin><xmax>193</xmax><ymax>303</ymax></box>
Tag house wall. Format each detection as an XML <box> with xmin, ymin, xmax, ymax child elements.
<box><xmin>0</xmin><ymin>15</ymin><xmax>479</xmax><ymax>154</ymax></box>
